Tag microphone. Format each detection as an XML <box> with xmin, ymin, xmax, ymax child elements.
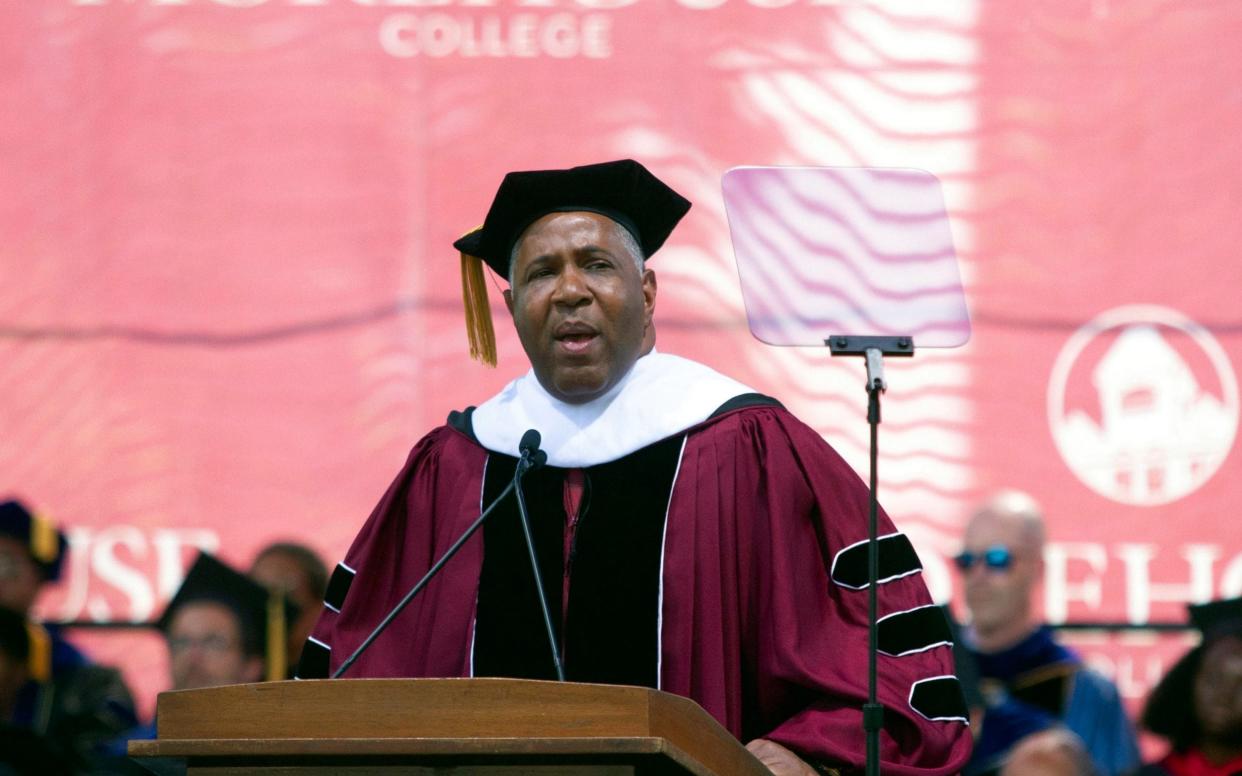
<box><xmin>519</xmin><ymin>429</ymin><xmax>541</xmax><ymax>457</ymax></box>
<box><xmin>330</xmin><ymin>428</ymin><xmax>549</xmax><ymax>679</ymax></box>
<box><xmin>510</xmin><ymin>429</ymin><xmax>565</xmax><ymax>681</ymax></box>
<box><xmin>517</xmin><ymin>429</ymin><xmax>546</xmax><ymax>473</ymax></box>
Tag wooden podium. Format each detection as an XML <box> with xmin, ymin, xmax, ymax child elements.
<box><xmin>128</xmin><ymin>677</ymin><xmax>772</xmax><ymax>775</ymax></box>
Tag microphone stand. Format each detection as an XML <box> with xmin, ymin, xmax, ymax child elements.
<box><xmin>828</xmin><ymin>334</ymin><xmax>914</xmax><ymax>776</ymax></box>
<box><xmin>512</xmin><ymin>448</ymin><xmax>565</xmax><ymax>681</ymax></box>
<box><xmin>332</xmin><ymin>443</ymin><xmax>548</xmax><ymax>679</ymax></box>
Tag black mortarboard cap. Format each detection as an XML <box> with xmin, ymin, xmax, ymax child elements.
<box><xmin>158</xmin><ymin>552</ymin><xmax>297</xmax><ymax>681</ymax></box>
<box><xmin>1188</xmin><ymin>596</ymin><xmax>1242</xmax><ymax>637</ymax></box>
<box><xmin>0</xmin><ymin>499</ymin><xmax>69</xmax><ymax>582</ymax></box>
<box><xmin>454</xmin><ymin>159</ymin><xmax>691</xmax><ymax>278</ymax></box>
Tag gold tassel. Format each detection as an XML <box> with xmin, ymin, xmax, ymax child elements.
<box><xmin>26</xmin><ymin>622</ymin><xmax>52</xmax><ymax>683</ymax></box>
<box><xmin>30</xmin><ymin>513</ymin><xmax>58</xmax><ymax>565</ymax></box>
<box><xmin>460</xmin><ymin>240</ymin><xmax>497</xmax><ymax>367</ymax></box>
<box><xmin>266</xmin><ymin>590</ymin><xmax>287</xmax><ymax>682</ymax></box>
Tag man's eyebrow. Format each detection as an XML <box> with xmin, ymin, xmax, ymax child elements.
<box><xmin>576</xmin><ymin>245</ymin><xmax>616</xmax><ymax>257</ymax></box>
<box><xmin>522</xmin><ymin>253</ymin><xmax>555</xmax><ymax>268</ymax></box>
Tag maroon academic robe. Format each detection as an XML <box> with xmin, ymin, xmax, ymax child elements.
<box><xmin>302</xmin><ymin>403</ymin><xmax>971</xmax><ymax>775</ymax></box>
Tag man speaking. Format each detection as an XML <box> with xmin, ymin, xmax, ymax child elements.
<box><xmin>297</xmin><ymin>160</ymin><xmax>971</xmax><ymax>775</ymax></box>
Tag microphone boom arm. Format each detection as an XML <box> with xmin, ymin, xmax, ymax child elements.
<box><xmin>332</xmin><ymin>477</ymin><xmax>518</xmax><ymax>679</ymax></box>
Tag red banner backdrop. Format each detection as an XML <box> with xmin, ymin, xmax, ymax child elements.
<box><xmin>2</xmin><ymin>0</ymin><xmax>1239</xmax><ymax>733</ymax></box>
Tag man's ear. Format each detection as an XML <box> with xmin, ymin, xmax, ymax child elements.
<box><xmin>642</xmin><ymin>269</ymin><xmax>657</xmax><ymax>322</ymax></box>
<box><xmin>503</xmin><ymin>287</ymin><xmax>514</xmax><ymax>315</ymax></box>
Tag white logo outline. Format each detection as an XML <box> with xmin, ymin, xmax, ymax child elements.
<box><xmin>1047</xmin><ymin>304</ymin><xmax>1239</xmax><ymax>506</ymax></box>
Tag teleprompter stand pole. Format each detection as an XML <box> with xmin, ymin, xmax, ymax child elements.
<box><xmin>827</xmin><ymin>335</ymin><xmax>914</xmax><ymax>776</ymax></box>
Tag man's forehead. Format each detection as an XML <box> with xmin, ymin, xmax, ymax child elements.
<box><xmin>516</xmin><ymin>211</ymin><xmax>630</xmax><ymax>254</ymax></box>
<box><xmin>964</xmin><ymin>510</ymin><xmax>1034</xmax><ymax>545</ymax></box>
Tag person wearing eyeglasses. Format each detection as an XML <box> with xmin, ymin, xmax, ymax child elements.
<box><xmin>157</xmin><ymin>552</ymin><xmax>298</xmax><ymax>693</ymax></box>
<box><xmin>955</xmin><ymin>489</ymin><xmax>1139</xmax><ymax>776</ymax></box>
<box><xmin>102</xmin><ymin>552</ymin><xmax>297</xmax><ymax>765</ymax></box>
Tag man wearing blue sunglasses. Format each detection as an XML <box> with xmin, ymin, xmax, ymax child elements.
<box><xmin>955</xmin><ymin>490</ymin><xmax>1139</xmax><ymax>776</ymax></box>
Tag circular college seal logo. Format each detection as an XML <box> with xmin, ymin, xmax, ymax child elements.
<box><xmin>1047</xmin><ymin>305</ymin><xmax>1239</xmax><ymax>506</ymax></box>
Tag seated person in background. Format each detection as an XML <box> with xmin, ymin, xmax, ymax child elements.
<box><xmin>1136</xmin><ymin>597</ymin><xmax>1242</xmax><ymax>776</ymax></box>
<box><xmin>0</xmin><ymin>499</ymin><xmax>137</xmax><ymax>768</ymax></box>
<box><xmin>956</xmin><ymin>490</ymin><xmax>1138</xmax><ymax>776</ymax></box>
<box><xmin>113</xmin><ymin>551</ymin><xmax>296</xmax><ymax>747</ymax></box>
<box><xmin>160</xmin><ymin>552</ymin><xmax>295</xmax><ymax>693</ymax></box>
<box><xmin>249</xmin><ymin>542</ymin><xmax>328</xmax><ymax>676</ymax></box>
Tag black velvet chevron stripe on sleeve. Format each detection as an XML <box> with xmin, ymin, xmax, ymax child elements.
<box><xmin>877</xmin><ymin>604</ymin><xmax>954</xmax><ymax>657</ymax></box>
<box><xmin>324</xmin><ymin>562</ymin><xmax>356</xmax><ymax>612</ymax></box>
<box><xmin>295</xmin><ymin>637</ymin><xmax>331</xmax><ymax>679</ymax></box>
<box><xmin>830</xmin><ymin>533</ymin><xmax>923</xmax><ymax>589</ymax></box>
<box><xmin>908</xmin><ymin>676</ymin><xmax>969</xmax><ymax>722</ymax></box>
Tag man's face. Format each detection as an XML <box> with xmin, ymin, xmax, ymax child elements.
<box><xmin>166</xmin><ymin>601</ymin><xmax>263</xmax><ymax>691</ymax></box>
<box><xmin>960</xmin><ymin>512</ymin><xmax>1041</xmax><ymax>636</ymax></box>
<box><xmin>0</xmin><ymin>535</ymin><xmax>43</xmax><ymax>615</ymax></box>
<box><xmin>503</xmin><ymin>211</ymin><xmax>656</xmax><ymax>404</ymax></box>
<box><xmin>1195</xmin><ymin>635</ymin><xmax>1242</xmax><ymax>744</ymax></box>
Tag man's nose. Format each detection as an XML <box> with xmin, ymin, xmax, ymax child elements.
<box><xmin>551</xmin><ymin>265</ymin><xmax>590</xmax><ymax>307</ymax></box>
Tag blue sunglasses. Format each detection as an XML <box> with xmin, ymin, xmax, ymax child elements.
<box><xmin>954</xmin><ymin>545</ymin><xmax>1015</xmax><ymax>571</ymax></box>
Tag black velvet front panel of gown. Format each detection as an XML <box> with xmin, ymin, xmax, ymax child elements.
<box><xmin>472</xmin><ymin>435</ymin><xmax>684</xmax><ymax>687</ymax></box>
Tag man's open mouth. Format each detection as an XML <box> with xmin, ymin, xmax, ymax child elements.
<box><xmin>554</xmin><ymin>323</ymin><xmax>600</xmax><ymax>354</ymax></box>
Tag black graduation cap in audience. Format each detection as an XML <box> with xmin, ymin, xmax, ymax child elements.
<box><xmin>1187</xmin><ymin>596</ymin><xmax>1242</xmax><ymax>638</ymax></box>
<box><xmin>0</xmin><ymin>499</ymin><xmax>69</xmax><ymax>582</ymax></box>
<box><xmin>1141</xmin><ymin>596</ymin><xmax>1242</xmax><ymax>746</ymax></box>
<box><xmin>158</xmin><ymin>552</ymin><xmax>297</xmax><ymax>682</ymax></box>
<box><xmin>453</xmin><ymin>159</ymin><xmax>691</xmax><ymax>367</ymax></box>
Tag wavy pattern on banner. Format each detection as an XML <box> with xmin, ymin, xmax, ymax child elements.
<box><xmin>0</xmin><ymin>3</ymin><xmax>428</xmax><ymax>614</ymax></box>
<box><xmin>722</xmin><ymin>166</ymin><xmax>970</xmax><ymax>346</ymax></box>
<box><xmin>711</xmin><ymin>2</ymin><xmax>981</xmax><ymax>592</ymax></box>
